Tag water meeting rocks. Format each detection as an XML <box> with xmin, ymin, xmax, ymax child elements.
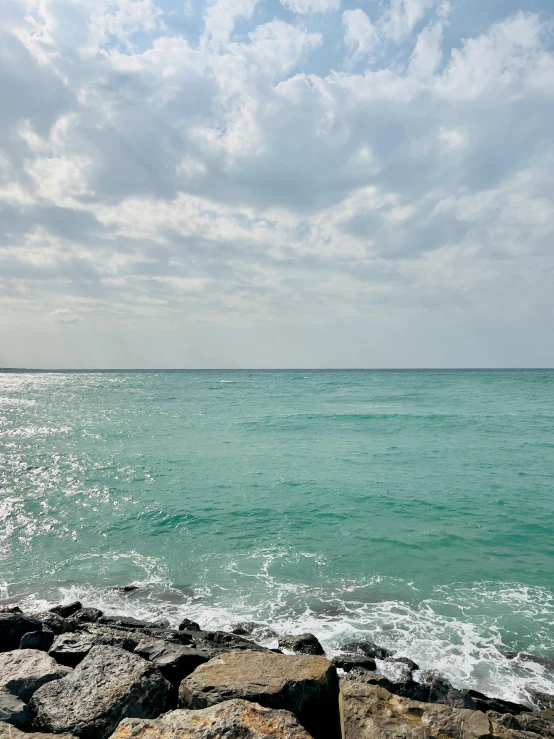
<box><xmin>30</xmin><ymin>645</ymin><xmax>176</xmax><ymax>739</ymax></box>
<box><xmin>0</xmin><ymin>614</ymin><xmax>43</xmax><ymax>652</ymax></box>
<box><xmin>0</xmin><ymin>649</ymin><xmax>71</xmax><ymax>702</ymax></box>
<box><xmin>342</xmin><ymin>640</ymin><xmax>394</xmax><ymax>660</ymax></box>
<box><xmin>179</xmin><ymin>649</ymin><xmax>341</xmax><ymax>739</ymax></box>
<box><xmin>332</xmin><ymin>655</ymin><xmax>378</xmax><ymax>672</ymax></box>
<box><xmin>278</xmin><ymin>633</ymin><xmax>326</xmax><ymax>656</ymax></box>
<box><xmin>109</xmin><ymin>700</ymin><xmax>314</xmax><ymax>739</ymax></box>
<box><xmin>49</xmin><ymin>603</ymin><xmax>83</xmax><ymax>619</ymax></box>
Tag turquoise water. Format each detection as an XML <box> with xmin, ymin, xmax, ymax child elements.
<box><xmin>1</xmin><ymin>369</ymin><xmax>553</xmax><ymax>702</ymax></box>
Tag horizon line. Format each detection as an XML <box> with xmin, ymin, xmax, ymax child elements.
<box><xmin>1</xmin><ymin>367</ymin><xmax>553</xmax><ymax>372</ymax></box>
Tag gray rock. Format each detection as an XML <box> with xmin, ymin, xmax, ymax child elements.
<box><xmin>468</xmin><ymin>689</ymin><xmax>530</xmax><ymax>715</ymax></box>
<box><xmin>111</xmin><ymin>586</ymin><xmax>140</xmax><ymax>595</ymax></box>
<box><xmin>0</xmin><ymin>614</ymin><xmax>43</xmax><ymax>652</ymax></box>
<box><xmin>179</xmin><ymin>649</ymin><xmax>341</xmax><ymax>739</ymax></box>
<box><xmin>528</xmin><ymin>691</ymin><xmax>554</xmax><ymax>711</ymax></box>
<box><xmin>278</xmin><ymin>633</ymin><xmax>325</xmax><ymax>656</ymax></box>
<box><xmin>420</xmin><ymin>670</ymin><xmax>476</xmax><ymax>709</ymax></box>
<box><xmin>0</xmin><ymin>649</ymin><xmax>71</xmax><ymax>701</ymax></box>
<box><xmin>109</xmin><ymin>700</ymin><xmax>313</xmax><ymax>739</ymax></box>
<box><xmin>391</xmin><ymin>656</ymin><xmax>420</xmax><ymax>672</ymax></box>
<box><xmin>0</xmin><ymin>690</ymin><xmax>30</xmax><ymax>729</ymax></box>
<box><xmin>506</xmin><ymin>710</ymin><xmax>554</xmax><ymax>737</ymax></box>
<box><xmin>98</xmin><ymin>616</ymin><xmax>150</xmax><ymax>629</ymax></box>
<box><xmin>49</xmin><ymin>625</ymin><xmax>140</xmax><ymax>667</ymax></box>
<box><xmin>178</xmin><ymin>618</ymin><xmax>200</xmax><ymax>632</ymax></box>
<box><xmin>332</xmin><ymin>655</ymin><xmax>377</xmax><ymax>672</ymax></box>
<box><xmin>30</xmin><ymin>645</ymin><xmax>176</xmax><ymax>739</ymax></box>
<box><xmin>134</xmin><ymin>639</ymin><xmax>209</xmax><ymax>686</ymax></box>
<box><xmin>20</xmin><ymin>631</ymin><xmax>55</xmax><ymax>652</ymax></box>
<box><xmin>72</xmin><ymin>609</ymin><xmax>103</xmax><ymax>623</ymax></box>
<box><xmin>342</xmin><ymin>640</ymin><xmax>393</xmax><ymax>660</ymax></box>
<box><xmin>0</xmin><ymin>607</ymin><xmax>22</xmax><ymax>614</ymax></box>
<box><xmin>32</xmin><ymin>612</ymin><xmax>75</xmax><ymax>635</ymax></box>
<box><xmin>49</xmin><ymin>602</ymin><xmax>83</xmax><ymax>619</ymax></box>
<box><xmin>0</xmin><ymin>721</ymin><xmax>77</xmax><ymax>739</ymax></box>
<box><xmin>230</xmin><ymin>622</ymin><xmax>277</xmax><ymax>639</ymax></box>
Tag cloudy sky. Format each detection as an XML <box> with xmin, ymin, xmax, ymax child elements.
<box><xmin>1</xmin><ymin>0</ymin><xmax>553</xmax><ymax>368</ymax></box>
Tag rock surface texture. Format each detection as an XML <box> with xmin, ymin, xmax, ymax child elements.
<box><xmin>49</xmin><ymin>627</ymin><xmax>141</xmax><ymax>667</ymax></box>
<box><xmin>109</xmin><ymin>699</ymin><xmax>314</xmax><ymax>739</ymax></box>
<box><xmin>0</xmin><ymin>649</ymin><xmax>72</xmax><ymax>701</ymax></box>
<box><xmin>0</xmin><ymin>722</ymin><xmax>77</xmax><ymax>739</ymax></box>
<box><xmin>134</xmin><ymin>639</ymin><xmax>209</xmax><ymax>686</ymax></box>
<box><xmin>0</xmin><ymin>691</ymin><xmax>30</xmax><ymax>729</ymax></box>
<box><xmin>179</xmin><ymin>649</ymin><xmax>340</xmax><ymax>739</ymax></box>
<box><xmin>30</xmin><ymin>645</ymin><xmax>176</xmax><ymax>739</ymax></box>
<box><xmin>278</xmin><ymin>633</ymin><xmax>326</xmax><ymax>656</ymax></box>
<box><xmin>0</xmin><ymin>614</ymin><xmax>43</xmax><ymax>652</ymax></box>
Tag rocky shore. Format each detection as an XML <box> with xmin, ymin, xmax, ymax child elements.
<box><xmin>1</xmin><ymin>600</ymin><xmax>553</xmax><ymax>739</ymax></box>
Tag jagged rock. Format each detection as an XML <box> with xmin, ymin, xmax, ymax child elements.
<box><xmin>0</xmin><ymin>649</ymin><xmax>71</xmax><ymax>701</ymax></box>
<box><xmin>0</xmin><ymin>721</ymin><xmax>77</xmax><ymax>739</ymax></box>
<box><xmin>30</xmin><ymin>645</ymin><xmax>176</xmax><ymax>739</ymax></box>
<box><xmin>72</xmin><ymin>608</ymin><xmax>103</xmax><ymax>623</ymax></box>
<box><xmin>0</xmin><ymin>691</ymin><xmax>30</xmax><ymax>729</ymax></box>
<box><xmin>341</xmin><ymin>668</ymin><xmax>430</xmax><ymax>702</ymax></box>
<box><xmin>32</xmin><ymin>612</ymin><xmax>75</xmax><ymax>635</ymax></box>
<box><xmin>179</xmin><ymin>649</ymin><xmax>340</xmax><ymax>739</ymax></box>
<box><xmin>140</xmin><ymin>629</ymin><xmax>193</xmax><ymax>646</ymax></box>
<box><xmin>110</xmin><ymin>699</ymin><xmax>313</xmax><ymax>739</ymax></box>
<box><xmin>332</xmin><ymin>655</ymin><xmax>377</xmax><ymax>672</ymax></box>
<box><xmin>0</xmin><ymin>614</ymin><xmax>43</xmax><ymax>652</ymax></box>
<box><xmin>502</xmin><ymin>710</ymin><xmax>554</xmax><ymax>737</ymax></box>
<box><xmin>230</xmin><ymin>622</ymin><xmax>277</xmax><ymax>639</ymax></box>
<box><xmin>420</xmin><ymin>670</ymin><xmax>476</xmax><ymax>709</ymax></box>
<box><xmin>134</xmin><ymin>639</ymin><xmax>209</xmax><ymax>686</ymax></box>
<box><xmin>178</xmin><ymin>619</ymin><xmax>200</xmax><ymax>632</ymax></box>
<box><xmin>278</xmin><ymin>633</ymin><xmax>325</xmax><ymax>656</ymax></box>
<box><xmin>528</xmin><ymin>691</ymin><xmax>554</xmax><ymax>711</ymax></box>
<box><xmin>20</xmin><ymin>630</ymin><xmax>55</xmax><ymax>651</ymax></box>
<box><xmin>49</xmin><ymin>602</ymin><xmax>83</xmax><ymax>619</ymax></box>
<box><xmin>49</xmin><ymin>626</ymin><xmax>140</xmax><ymax>667</ymax></box>
<box><xmin>98</xmin><ymin>616</ymin><xmax>151</xmax><ymax>629</ymax></box>
<box><xmin>469</xmin><ymin>690</ymin><xmax>531</xmax><ymax>715</ymax></box>
<box><xmin>340</xmin><ymin>678</ymin><xmax>507</xmax><ymax>739</ymax></box>
<box><xmin>0</xmin><ymin>607</ymin><xmax>22</xmax><ymax>614</ymax></box>
<box><xmin>199</xmin><ymin>631</ymin><xmax>266</xmax><ymax>651</ymax></box>
<box><xmin>391</xmin><ymin>656</ymin><xmax>420</xmax><ymax>671</ymax></box>
<box><xmin>504</xmin><ymin>653</ymin><xmax>554</xmax><ymax>670</ymax></box>
<box><xmin>342</xmin><ymin>640</ymin><xmax>393</xmax><ymax>660</ymax></box>
<box><xmin>111</xmin><ymin>586</ymin><xmax>140</xmax><ymax>595</ymax></box>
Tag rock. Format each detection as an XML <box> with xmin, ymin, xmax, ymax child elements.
<box><xmin>98</xmin><ymin>615</ymin><xmax>152</xmax><ymax>629</ymax></box>
<box><xmin>230</xmin><ymin>622</ymin><xmax>277</xmax><ymax>639</ymax></box>
<box><xmin>506</xmin><ymin>710</ymin><xmax>554</xmax><ymax>737</ymax></box>
<box><xmin>134</xmin><ymin>639</ymin><xmax>209</xmax><ymax>686</ymax></box>
<box><xmin>419</xmin><ymin>670</ymin><xmax>476</xmax><ymax>709</ymax></box>
<box><xmin>278</xmin><ymin>633</ymin><xmax>325</xmax><ymax>657</ymax></box>
<box><xmin>0</xmin><ymin>721</ymin><xmax>77</xmax><ymax>739</ymax></box>
<box><xmin>72</xmin><ymin>608</ymin><xmax>103</xmax><ymax>623</ymax></box>
<box><xmin>111</xmin><ymin>586</ymin><xmax>140</xmax><ymax>595</ymax></box>
<box><xmin>468</xmin><ymin>690</ymin><xmax>531</xmax><ymax>715</ymax></box>
<box><xmin>391</xmin><ymin>656</ymin><xmax>420</xmax><ymax>672</ymax></box>
<box><xmin>0</xmin><ymin>649</ymin><xmax>71</xmax><ymax>701</ymax></box>
<box><xmin>528</xmin><ymin>691</ymin><xmax>554</xmax><ymax>711</ymax></box>
<box><xmin>0</xmin><ymin>614</ymin><xmax>43</xmax><ymax>652</ymax></box>
<box><xmin>0</xmin><ymin>607</ymin><xmax>22</xmax><ymax>614</ymax></box>
<box><xmin>195</xmin><ymin>631</ymin><xmax>267</xmax><ymax>655</ymax></box>
<box><xmin>341</xmin><ymin>668</ymin><xmax>430</xmax><ymax>702</ymax></box>
<box><xmin>332</xmin><ymin>655</ymin><xmax>377</xmax><ymax>672</ymax></box>
<box><xmin>140</xmin><ymin>629</ymin><xmax>193</xmax><ymax>646</ymax></box>
<box><xmin>49</xmin><ymin>602</ymin><xmax>83</xmax><ymax>619</ymax></box>
<box><xmin>340</xmin><ymin>678</ymin><xmax>495</xmax><ymax>739</ymax></box>
<box><xmin>32</xmin><ymin>612</ymin><xmax>75</xmax><ymax>635</ymax></box>
<box><xmin>30</xmin><ymin>645</ymin><xmax>176</xmax><ymax>739</ymax></box>
<box><xmin>20</xmin><ymin>631</ymin><xmax>55</xmax><ymax>652</ymax></box>
<box><xmin>504</xmin><ymin>652</ymin><xmax>554</xmax><ymax>670</ymax></box>
<box><xmin>49</xmin><ymin>626</ymin><xmax>140</xmax><ymax>667</ymax></box>
<box><xmin>179</xmin><ymin>649</ymin><xmax>340</xmax><ymax>739</ymax></box>
<box><xmin>178</xmin><ymin>619</ymin><xmax>200</xmax><ymax>632</ymax></box>
<box><xmin>0</xmin><ymin>691</ymin><xmax>30</xmax><ymax>729</ymax></box>
<box><xmin>342</xmin><ymin>640</ymin><xmax>393</xmax><ymax>660</ymax></box>
<box><xmin>110</xmin><ymin>699</ymin><xmax>313</xmax><ymax>739</ymax></box>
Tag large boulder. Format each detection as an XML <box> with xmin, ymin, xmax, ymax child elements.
<box><xmin>332</xmin><ymin>655</ymin><xmax>377</xmax><ymax>672</ymax></box>
<box><xmin>0</xmin><ymin>649</ymin><xmax>71</xmax><ymax>701</ymax></box>
<box><xmin>278</xmin><ymin>634</ymin><xmax>325</xmax><ymax>656</ymax></box>
<box><xmin>0</xmin><ymin>721</ymin><xmax>77</xmax><ymax>739</ymax></box>
<box><xmin>342</xmin><ymin>640</ymin><xmax>394</xmax><ymax>660</ymax></box>
<box><xmin>32</xmin><ymin>612</ymin><xmax>75</xmax><ymax>636</ymax></box>
<box><xmin>49</xmin><ymin>626</ymin><xmax>140</xmax><ymax>667</ymax></box>
<box><xmin>20</xmin><ymin>631</ymin><xmax>55</xmax><ymax>652</ymax></box>
<box><xmin>178</xmin><ymin>619</ymin><xmax>200</xmax><ymax>632</ymax></box>
<box><xmin>50</xmin><ymin>603</ymin><xmax>83</xmax><ymax>619</ymax></box>
<box><xmin>179</xmin><ymin>649</ymin><xmax>340</xmax><ymax>739</ymax></box>
<box><xmin>134</xmin><ymin>639</ymin><xmax>210</xmax><ymax>686</ymax></box>
<box><xmin>469</xmin><ymin>690</ymin><xmax>530</xmax><ymax>715</ymax></box>
<box><xmin>109</xmin><ymin>699</ymin><xmax>313</xmax><ymax>739</ymax></box>
<box><xmin>30</xmin><ymin>646</ymin><xmax>175</xmax><ymax>739</ymax></box>
<box><xmin>0</xmin><ymin>614</ymin><xmax>43</xmax><ymax>652</ymax></box>
<box><xmin>0</xmin><ymin>691</ymin><xmax>29</xmax><ymax>729</ymax></box>
<box><xmin>529</xmin><ymin>691</ymin><xmax>554</xmax><ymax>711</ymax></box>
<box><xmin>72</xmin><ymin>609</ymin><xmax>103</xmax><ymax>624</ymax></box>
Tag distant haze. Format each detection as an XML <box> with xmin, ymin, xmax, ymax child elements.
<box><xmin>1</xmin><ymin>0</ymin><xmax>554</xmax><ymax>368</ymax></box>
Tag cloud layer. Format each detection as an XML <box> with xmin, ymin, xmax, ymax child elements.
<box><xmin>1</xmin><ymin>0</ymin><xmax>554</xmax><ymax>367</ymax></box>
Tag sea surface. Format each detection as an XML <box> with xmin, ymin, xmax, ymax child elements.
<box><xmin>1</xmin><ymin>369</ymin><xmax>553</xmax><ymax>703</ymax></box>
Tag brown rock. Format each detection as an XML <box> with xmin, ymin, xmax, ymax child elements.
<box><xmin>109</xmin><ymin>699</ymin><xmax>313</xmax><ymax>739</ymax></box>
<box><xmin>0</xmin><ymin>721</ymin><xmax>77</xmax><ymax>739</ymax></box>
<box><xmin>179</xmin><ymin>650</ymin><xmax>340</xmax><ymax>739</ymax></box>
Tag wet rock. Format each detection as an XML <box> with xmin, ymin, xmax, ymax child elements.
<box><xmin>0</xmin><ymin>691</ymin><xmax>30</xmax><ymax>729</ymax></box>
<box><xmin>110</xmin><ymin>699</ymin><xmax>313</xmax><ymax>739</ymax></box>
<box><xmin>30</xmin><ymin>645</ymin><xmax>176</xmax><ymax>739</ymax></box>
<box><xmin>341</xmin><ymin>668</ymin><xmax>430</xmax><ymax>702</ymax></box>
<box><xmin>230</xmin><ymin>622</ymin><xmax>277</xmax><ymax>639</ymax></box>
<box><xmin>20</xmin><ymin>630</ymin><xmax>55</xmax><ymax>652</ymax></box>
<box><xmin>49</xmin><ymin>625</ymin><xmax>140</xmax><ymax>667</ymax></box>
<box><xmin>134</xmin><ymin>639</ymin><xmax>210</xmax><ymax>686</ymax></box>
<box><xmin>98</xmin><ymin>616</ymin><xmax>150</xmax><ymax>629</ymax></box>
<box><xmin>0</xmin><ymin>649</ymin><xmax>71</xmax><ymax>701</ymax></box>
<box><xmin>49</xmin><ymin>602</ymin><xmax>83</xmax><ymax>619</ymax></box>
<box><xmin>504</xmin><ymin>652</ymin><xmax>554</xmax><ymax>670</ymax></box>
<box><xmin>179</xmin><ymin>649</ymin><xmax>341</xmax><ymax>739</ymax></box>
<box><xmin>0</xmin><ymin>614</ymin><xmax>43</xmax><ymax>652</ymax></box>
<box><xmin>392</xmin><ymin>656</ymin><xmax>420</xmax><ymax>672</ymax></box>
<box><xmin>342</xmin><ymin>640</ymin><xmax>393</xmax><ymax>660</ymax></box>
<box><xmin>0</xmin><ymin>607</ymin><xmax>22</xmax><ymax>614</ymax></box>
<box><xmin>332</xmin><ymin>655</ymin><xmax>377</xmax><ymax>672</ymax></box>
<box><xmin>72</xmin><ymin>608</ymin><xmax>103</xmax><ymax>624</ymax></box>
<box><xmin>506</xmin><ymin>710</ymin><xmax>554</xmax><ymax>737</ymax></box>
<box><xmin>0</xmin><ymin>722</ymin><xmax>77</xmax><ymax>739</ymax></box>
<box><xmin>468</xmin><ymin>690</ymin><xmax>531</xmax><ymax>715</ymax></box>
<box><xmin>278</xmin><ymin>633</ymin><xmax>325</xmax><ymax>656</ymax></box>
<box><xmin>198</xmin><ymin>631</ymin><xmax>267</xmax><ymax>654</ymax></box>
<box><xmin>178</xmin><ymin>619</ymin><xmax>200</xmax><ymax>632</ymax></box>
<box><xmin>32</xmin><ymin>612</ymin><xmax>75</xmax><ymax>636</ymax></box>
<box><xmin>112</xmin><ymin>586</ymin><xmax>140</xmax><ymax>595</ymax></box>
<box><xmin>528</xmin><ymin>691</ymin><xmax>554</xmax><ymax>711</ymax></box>
<box><xmin>419</xmin><ymin>670</ymin><xmax>476</xmax><ymax>709</ymax></box>
<box><xmin>340</xmin><ymin>678</ymin><xmax>495</xmax><ymax>739</ymax></box>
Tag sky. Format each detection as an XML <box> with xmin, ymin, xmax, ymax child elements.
<box><xmin>1</xmin><ymin>0</ymin><xmax>554</xmax><ymax>369</ymax></box>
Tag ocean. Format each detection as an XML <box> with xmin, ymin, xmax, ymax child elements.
<box><xmin>1</xmin><ymin>369</ymin><xmax>553</xmax><ymax>704</ymax></box>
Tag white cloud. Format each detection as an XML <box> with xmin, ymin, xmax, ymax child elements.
<box><xmin>343</xmin><ymin>9</ymin><xmax>381</xmax><ymax>67</ymax></box>
<box><xmin>280</xmin><ymin>0</ymin><xmax>340</xmax><ymax>14</ymax></box>
<box><xmin>409</xmin><ymin>22</ymin><xmax>443</xmax><ymax>79</ymax></box>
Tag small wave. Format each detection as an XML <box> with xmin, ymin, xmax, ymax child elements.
<box><xmin>219</xmin><ymin>380</ymin><xmax>234</xmax><ymax>383</ymax></box>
